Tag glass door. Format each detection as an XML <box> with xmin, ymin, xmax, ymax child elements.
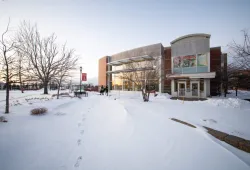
<box><xmin>191</xmin><ymin>83</ymin><xmax>198</xmax><ymax>96</ymax></box>
<box><xmin>178</xmin><ymin>83</ymin><xmax>185</xmax><ymax>97</ymax></box>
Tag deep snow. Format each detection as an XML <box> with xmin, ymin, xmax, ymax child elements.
<box><xmin>0</xmin><ymin>90</ymin><xmax>250</xmax><ymax>170</ymax></box>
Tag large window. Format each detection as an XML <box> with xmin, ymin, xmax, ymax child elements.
<box><xmin>182</xmin><ymin>55</ymin><xmax>196</xmax><ymax>67</ymax></box>
<box><xmin>173</xmin><ymin>56</ymin><xmax>182</xmax><ymax>68</ymax></box>
<box><xmin>173</xmin><ymin>55</ymin><xmax>196</xmax><ymax>68</ymax></box>
<box><xmin>173</xmin><ymin>53</ymin><xmax>208</xmax><ymax>73</ymax></box>
<box><xmin>112</xmin><ymin>73</ymin><xmax>123</xmax><ymax>90</ymax></box>
<box><xmin>197</xmin><ymin>54</ymin><xmax>208</xmax><ymax>66</ymax></box>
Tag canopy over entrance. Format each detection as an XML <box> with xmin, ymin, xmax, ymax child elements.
<box><xmin>167</xmin><ymin>72</ymin><xmax>216</xmax><ymax>79</ymax></box>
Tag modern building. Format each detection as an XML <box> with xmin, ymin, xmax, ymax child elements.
<box><xmin>98</xmin><ymin>33</ymin><xmax>227</xmax><ymax>98</ymax></box>
<box><xmin>98</xmin><ymin>43</ymin><xmax>164</xmax><ymax>92</ymax></box>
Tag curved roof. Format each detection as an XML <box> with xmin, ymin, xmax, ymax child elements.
<box><xmin>171</xmin><ymin>33</ymin><xmax>211</xmax><ymax>44</ymax></box>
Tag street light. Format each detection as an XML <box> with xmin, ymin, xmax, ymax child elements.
<box><xmin>80</xmin><ymin>66</ymin><xmax>82</xmax><ymax>93</ymax></box>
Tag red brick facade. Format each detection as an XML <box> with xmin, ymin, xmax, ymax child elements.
<box><xmin>210</xmin><ymin>47</ymin><xmax>222</xmax><ymax>95</ymax></box>
<box><xmin>164</xmin><ymin>47</ymin><xmax>172</xmax><ymax>93</ymax></box>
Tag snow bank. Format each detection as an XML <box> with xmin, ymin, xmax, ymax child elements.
<box><xmin>227</xmin><ymin>90</ymin><xmax>250</xmax><ymax>99</ymax></box>
<box><xmin>207</xmin><ymin>98</ymin><xmax>250</xmax><ymax>109</ymax></box>
<box><xmin>154</xmin><ymin>93</ymin><xmax>171</xmax><ymax>99</ymax></box>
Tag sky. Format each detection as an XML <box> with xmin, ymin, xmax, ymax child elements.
<box><xmin>0</xmin><ymin>0</ymin><xmax>250</xmax><ymax>84</ymax></box>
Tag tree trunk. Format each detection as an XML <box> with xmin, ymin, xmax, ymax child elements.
<box><xmin>236</xmin><ymin>87</ymin><xmax>238</xmax><ymax>96</ymax></box>
<box><xmin>57</xmin><ymin>86</ymin><xmax>60</xmax><ymax>99</ymax></box>
<box><xmin>57</xmin><ymin>79</ymin><xmax>62</xmax><ymax>99</ymax></box>
<box><xmin>141</xmin><ymin>88</ymin><xmax>149</xmax><ymax>102</ymax></box>
<box><xmin>5</xmin><ymin>79</ymin><xmax>10</xmax><ymax>114</ymax></box>
<box><xmin>147</xmin><ymin>92</ymin><xmax>150</xmax><ymax>102</ymax></box>
<box><xmin>19</xmin><ymin>71</ymin><xmax>23</xmax><ymax>93</ymax></box>
<box><xmin>141</xmin><ymin>88</ymin><xmax>145</xmax><ymax>101</ymax></box>
<box><xmin>224</xmin><ymin>84</ymin><xmax>227</xmax><ymax>97</ymax></box>
<box><xmin>43</xmin><ymin>81</ymin><xmax>48</xmax><ymax>94</ymax></box>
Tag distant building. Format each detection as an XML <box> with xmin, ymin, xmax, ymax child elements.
<box><xmin>98</xmin><ymin>33</ymin><xmax>227</xmax><ymax>98</ymax></box>
<box><xmin>0</xmin><ymin>81</ymin><xmax>4</xmax><ymax>90</ymax></box>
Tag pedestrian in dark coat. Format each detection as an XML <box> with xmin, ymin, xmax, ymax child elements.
<box><xmin>100</xmin><ymin>85</ymin><xmax>104</xmax><ymax>95</ymax></box>
<box><xmin>105</xmin><ymin>86</ymin><xmax>108</xmax><ymax>96</ymax></box>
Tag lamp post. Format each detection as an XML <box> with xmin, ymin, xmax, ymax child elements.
<box><xmin>80</xmin><ymin>66</ymin><xmax>82</xmax><ymax>93</ymax></box>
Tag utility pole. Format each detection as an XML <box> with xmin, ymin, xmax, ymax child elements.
<box><xmin>80</xmin><ymin>66</ymin><xmax>82</xmax><ymax>93</ymax></box>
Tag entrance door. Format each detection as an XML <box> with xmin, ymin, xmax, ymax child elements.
<box><xmin>191</xmin><ymin>83</ymin><xmax>198</xmax><ymax>96</ymax></box>
<box><xmin>178</xmin><ymin>83</ymin><xmax>185</xmax><ymax>97</ymax></box>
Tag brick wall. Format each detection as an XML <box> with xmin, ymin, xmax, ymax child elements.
<box><xmin>164</xmin><ymin>47</ymin><xmax>172</xmax><ymax>94</ymax></box>
<box><xmin>210</xmin><ymin>47</ymin><xmax>222</xmax><ymax>96</ymax></box>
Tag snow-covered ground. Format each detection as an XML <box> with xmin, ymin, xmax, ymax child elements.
<box><xmin>227</xmin><ymin>90</ymin><xmax>250</xmax><ymax>99</ymax></box>
<box><xmin>0</xmin><ymin>89</ymin><xmax>69</xmax><ymax>109</ymax></box>
<box><xmin>0</xmin><ymin>90</ymin><xmax>250</xmax><ymax>170</ymax></box>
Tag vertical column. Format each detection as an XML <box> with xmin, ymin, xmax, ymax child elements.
<box><xmin>158</xmin><ymin>56</ymin><xmax>162</xmax><ymax>93</ymax></box>
<box><xmin>204</xmin><ymin>79</ymin><xmax>207</xmax><ymax>97</ymax></box>
<box><xmin>198</xmin><ymin>79</ymin><xmax>200</xmax><ymax>98</ymax></box>
<box><xmin>108</xmin><ymin>73</ymin><xmax>111</xmax><ymax>91</ymax></box>
<box><xmin>107</xmin><ymin>56</ymin><xmax>111</xmax><ymax>91</ymax></box>
<box><xmin>122</xmin><ymin>79</ymin><xmax>124</xmax><ymax>91</ymax></box>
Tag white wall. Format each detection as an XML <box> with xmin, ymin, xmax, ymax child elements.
<box><xmin>171</xmin><ymin>80</ymin><xmax>177</xmax><ymax>96</ymax></box>
<box><xmin>206</xmin><ymin>79</ymin><xmax>210</xmax><ymax>96</ymax></box>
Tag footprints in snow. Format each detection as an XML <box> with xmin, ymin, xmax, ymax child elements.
<box><xmin>77</xmin><ymin>139</ymin><xmax>81</xmax><ymax>146</ymax></box>
<box><xmin>74</xmin><ymin>108</ymin><xmax>91</xmax><ymax>168</ymax></box>
<box><xmin>80</xmin><ymin>130</ymin><xmax>84</xmax><ymax>135</ymax></box>
<box><xmin>74</xmin><ymin>156</ymin><xmax>82</xmax><ymax>168</ymax></box>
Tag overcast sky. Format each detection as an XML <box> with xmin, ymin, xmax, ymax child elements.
<box><xmin>0</xmin><ymin>0</ymin><xmax>250</xmax><ymax>84</ymax></box>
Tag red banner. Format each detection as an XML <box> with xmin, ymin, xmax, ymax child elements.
<box><xmin>82</xmin><ymin>73</ymin><xmax>87</xmax><ymax>81</ymax></box>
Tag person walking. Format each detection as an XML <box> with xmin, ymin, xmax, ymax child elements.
<box><xmin>100</xmin><ymin>85</ymin><xmax>104</xmax><ymax>95</ymax></box>
<box><xmin>105</xmin><ymin>85</ymin><xmax>108</xmax><ymax>96</ymax></box>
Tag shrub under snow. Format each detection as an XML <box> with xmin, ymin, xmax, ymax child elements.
<box><xmin>30</xmin><ymin>107</ymin><xmax>48</xmax><ymax>115</ymax></box>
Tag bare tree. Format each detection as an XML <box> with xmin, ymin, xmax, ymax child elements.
<box><xmin>0</xmin><ymin>19</ymin><xmax>17</xmax><ymax>113</ymax></box>
<box><xmin>14</xmin><ymin>50</ymin><xmax>27</xmax><ymax>92</ymax></box>
<box><xmin>54</xmin><ymin>46</ymin><xmax>78</xmax><ymax>99</ymax></box>
<box><xmin>17</xmin><ymin>21</ymin><xmax>70</xmax><ymax>94</ymax></box>
<box><xmin>228</xmin><ymin>30</ymin><xmax>250</xmax><ymax>97</ymax></box>
<box><xmin>120</xmin><ymin>58</ymin><xmax>162</xmax><ymax>102</ymax></box>
<box><xmin>229</xmin><ymin>29</ymin><xmax>250</xmax><ymax>70</ymax></box>
<box><xmin>227</xmin><ymin>63</ymin><xmax>250</xmax><ymax>96</ymax></box>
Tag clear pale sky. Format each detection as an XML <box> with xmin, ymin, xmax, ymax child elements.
<box><xmin>0</xmin><ymin>0</ymin><xmax>250</xmax><ymax>84</ymax></box>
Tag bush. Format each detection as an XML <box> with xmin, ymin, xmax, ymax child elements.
<box><xmin>30</xmin><ymin>107</ymin><xmax>48</xmax><ymax>115</ymax></box>
<box><xmin>0</xmin><ymin>116</ymin><xmax>8</xmax><ymax>123</ymax></box>
<box><xmin>60</xmin><ymin>92</ymin><xmax>69</xmax><ymax>96</ymax></box>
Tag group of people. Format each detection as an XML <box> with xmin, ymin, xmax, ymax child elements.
<box><xmin>100</xmin><ymin>85</ymin><xmax>108</xmax><ymax>96</ymax></box>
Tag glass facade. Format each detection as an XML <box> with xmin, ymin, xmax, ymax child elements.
<box><xmin>111</xmin><ymin>70</ymin><xmax>159</xmax><ymax>91</ymax></box>
<box><xmin>109</xmin><ymin>57</ymin><xmax>160</xmax><ymax>92</ymax></box>
<box><xmin>112</xmin><ymin>73</ymin><xmax>123</xmax><ymax>90</ymax></box>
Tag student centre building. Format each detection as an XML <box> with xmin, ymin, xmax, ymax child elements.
<box><xmin>98</xmin><ymin>33</ymin><xmax>227</xmax><ymax>98</ymax></box>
